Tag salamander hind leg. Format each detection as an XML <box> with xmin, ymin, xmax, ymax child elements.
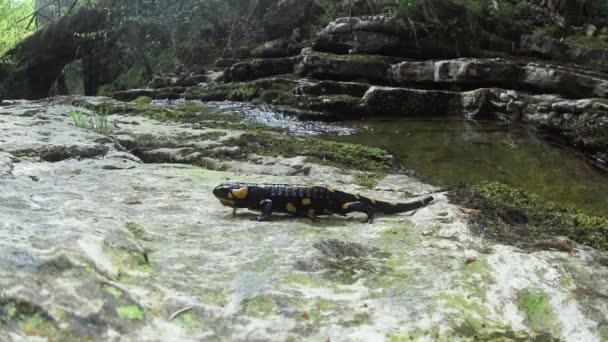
<box><xmin>340</xmin><ymin>201</ymin><xmax>375</xmax><ymax>223</ymax></box>
<box><xmin>253</xmin><ymin>199</ymin><xmax>273</xmax><ymax>222</ymax></box>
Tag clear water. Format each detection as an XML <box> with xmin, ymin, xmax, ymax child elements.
<box><xmin>324</xmin><ymin>118</ymin><xmax>608</xmax><ymax>217</ymax></box>
<box><xmin>153</xmin><ymin>100</ymin><xmax>608</xmax><ymax>216</ymax></box>
<box><xmin>152</xmin><ymin>99</ymin><xmax>355</xmax><ymax>136</ymax></box>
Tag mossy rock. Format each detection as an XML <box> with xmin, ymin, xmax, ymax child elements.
<box><xmin>228</xmin><ymin>132</ymin><xmax>394</xmax><ymax>172</ymax></box>
<box><xmin>450</xmin><ymin>181</ymin><xmax>608</xmax><ymax>251</ymax></box>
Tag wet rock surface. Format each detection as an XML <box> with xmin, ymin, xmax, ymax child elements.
<box><xmin>0</xmin><ymin>97</ymin><xmax>607</xmax><ymax>341</ymax></box>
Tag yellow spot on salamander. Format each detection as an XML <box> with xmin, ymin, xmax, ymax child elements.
<box><xmin>342</xmin><ymin>203</ymin><xmax>349</xmax><ymax>210</ymax></box>
<box><xmin>287</xmin><ymin>203</ymin><xmax>297</xmax><ymax>213</ymax></box>
<box><xmin>370</xmin><ymin>198</ymin><xmax>377</xmax><ymax>204</ymax></box>
<box><xmin>308</xmin><ymin>209</ymin><xmax>316</xmax><ymax>217</ymax></box>
<box><xmin>232</xmin><ymin>187</ymin><xmax>249</xmax><ymax>200</ymax></box>
<box><xmin>302</xmin><ymin>198</ymin><xmax>311</xmax><ymax>205</ymax></box>
<box><xmin>355</xmin><ymin>193</ymin><xmax>360</xmax><ymax>199</ymax></box>
<box><xmin>328</xmin><ymin>188</ymin><xmax>335</xmax><ymax>192</ymax></box>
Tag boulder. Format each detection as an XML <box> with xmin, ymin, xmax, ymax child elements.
<box><xmin>263</xmin><ymin>0</ymin><xmax>313</xmax><ymax>39</ymax></box>
<box><xmin>295</xmin><ymin>49</ymin><xmax>397</xmax><ymax>83</ymax></box>
<box><xmin>390</xmin><ymin>57</ymin><xmax>608</xmax><ymax>99</ymax></box>
<box><xmin>360</xmin><ymin>86</ymin><xmax>461</xmax><ymax>116</ymax></box>
<box><xmin>251</xmin><ymin>38</ymin><xmax>304</xmax><ymax>58</ymax></box>
<box><xmin>519</xmin><ymin>34</ymin><xmax>608</xmax><ymax>68</ymax></box>
<box><xmin>214</xmin><ymin>58</ymin><xmax>240</xmax><ymax>68</ymax></box>
<box><xmin>350</xmin><ymin>31</ymin><xmax>402</xmax><ymax>54</ymax></box>
<box><xmin>313</xmin><ymin>15</ymin><xmax>461</xmax><ymax>58</ymax></box>
<box><xmin>320</xmin><ymin>15</ymin><xmax>404</xmax><ymax>37</ymax></box>
<box><xmin>149</xmin><ymin>74</ymin><xmax>206</xmax><ymax>89</ymax></box>
<box><xmin>390</xmin><ymin>59</ymin><xmax>520</xmax><ymax>87</ymax></box>
<box><xmin>313</xmin><ymin>16</ymin><xmax>409</xmax><ymax>56</ymax></box>
<box><xmin>524</xmin><ymin>96</ymin><xmax>608</xmax><ymax>151</ymax></box>
<box><xmin>521</xmin><ymin>64</ymin><xmax>608</xmax><ymax>98</ymax></box>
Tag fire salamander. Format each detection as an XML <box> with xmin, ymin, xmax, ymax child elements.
<box><xmin>213</xmin><ymin>183</ymin><xmax>434</xmax><ymax>223</ymax></box>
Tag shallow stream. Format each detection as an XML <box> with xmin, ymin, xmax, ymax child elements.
<box><xmin>326</xmin><ymin>118</ymin><xmax>608</xmax><ymax>217</ymax></box>
<box><xmin>157</xmin><ymin>100</ymin><xmax>608</xmax><ymax>216</ymax></box>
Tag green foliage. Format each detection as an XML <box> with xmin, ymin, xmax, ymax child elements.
<box><xmin>70</xmin><ymin>110</ymin><xmax>85</xmax><ymax>128</ymax></box>
<box><xmin>593</xmin><ymin>0</ymin><xmax>608</xmax><ymax>17</ymax></box>
<box><xmin>115</xmin><ymin>65</ymin><xmax>146</xmax><ymax>90</ymax></box>
<box><xmin>494</xmin><ymin>1</ymin><xmax>529</xmax><ymax>36</ymax></box>
<box><xmin>0</xmin><ymin>0</ymin><xmax>35</xmax><ymax>56</ymax></box>
<box><xmin>451</xmin><ymin>181</ymin><xmax>608</xmax><ymax>251</ymax></box>
<box><xmin>314</xmin><ymin>0</ymin><xmax>338</xmax><ymax>27</ymax></box>
<box><xmin>64</xmin><ymin>61</ymin><xmax>85</xmax><ymax>95</ymax></box>
<box><xmin>148</xmin><ymin>49</ymin><xmax>174</xmax><ymax>74</ymax></box>
<box><xmin>395</xmin><ymin>0</ymin><xmax>419</xmax><ymax>17</ymax></box>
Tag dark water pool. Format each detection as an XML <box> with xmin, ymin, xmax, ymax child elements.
<box><xmin>323</xmin><ymin>118</ymin><xmax>608</xmax><ymax>217</ymax></box>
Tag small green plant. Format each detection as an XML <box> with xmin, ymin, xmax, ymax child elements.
<box><xmin>70</xmin><ymin>110</ymin><xmax>85</xmax><ymax>128</ymax></box>
<box><xmin>69</xmin><ymin>109</ymin><xmax>111</xmax><ymax>134</ymax></box>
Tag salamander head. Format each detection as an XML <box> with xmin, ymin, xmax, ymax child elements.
<box><xmin>213</xmin><ymin>183</ymin><xmax>250</xmax><ymax>207</ymax></box>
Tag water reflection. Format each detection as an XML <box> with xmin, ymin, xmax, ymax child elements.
<box><xmin>328</xmin><ymin>118</ymin><xmax>608</xmax><ymax>217</ymax></box>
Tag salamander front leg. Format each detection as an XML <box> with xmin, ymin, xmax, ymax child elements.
<box><xmin>253</xmin><ymin>199</ymin><xmax>273</xmax><ymax>222</ymax></box>
<box><xmin>341</xmin><ymin>202</ymin><xmax>375</xmax><ymax>223</ymax></box>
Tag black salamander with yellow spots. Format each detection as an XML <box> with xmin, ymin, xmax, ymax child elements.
<box><xmin>212</xmin><ymin>183</ymin><xmax>433</xmax><ymax>223</ymax></box>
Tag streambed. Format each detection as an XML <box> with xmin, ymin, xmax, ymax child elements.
<box><xmin>158</xmin><ymin>100</ymin><xmax>608</xmax><ymax>217</ymax></box>
<box><xmin>328</xmin><ymin>118</ymin><xmax>608</xmax><ymax>217</ymax></box>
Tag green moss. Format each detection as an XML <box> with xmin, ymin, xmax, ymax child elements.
<box><xmin>598</xmin><ymin>325</ymin><xmax>608</xmax><ymax>340</ymax></box>
<box><xmin>241</xmin><ymin>294</ymin><xmax>277</xmax><ymax>318</ymax></box>
<box><xmin>131</xmin><ymin>96</ymin><xmax>152</xmax><ymax>105</ymax></box>
<box><xmin>183</xmin><ymin>77</ymin><xmax>298</xmax><ymax>105</ymax></box>
<box><xmin>116</xmin><ymin>305</ymin><xmax>144</xmax><ymax>320</ymax></box>
<box><xmin>103</xmin><ymin>285</ymin><xmax>123</xmax><ymax>299</ymax></box>
<box><xmin>565</xmin><ymin>35</ymin><xmax>608</xmax><ymax>50</ymax></box>
<box><xmin>593</xmin><ymin>98</ymin><xmax>608</xmax><ymax>105</ymax></box>
<box><xmin>283</xmin><ymin>273</ymin><xmax>317</xmax><ymax>287</ymax></box>
<box><xmin>1</xmin><ymin>300</ymin><xmax>56</xmax><ymax>337</ymax></box>
<box><xmin>517</xmin><ymin>291</ymin><xmax>555</xmax><ymax>332</ymax></box>
<box><xmin>18</xmin><ymin>313</ymin><xmax>52</xmax><ymax>336</ymax></box>
<box><xmin>354</xmin><ymin>173</ymin><xmax>382</xmax><ymax>189</ymax></box>
<box><xmin>230</xmin><ymin>132</ymin><xmax>392</xmax><ymax>171</ymax></box>
<box><xmin>480</xmin><ymin>246</ymin><xmax>494</xmax><ymax>254</ymax></box>
<box><xmin>450</xmin><ymin>181</ymin><xmax>608</xmax><ymax>251</ymax></box>
<box><xmin>199</xmin><ymin>289</ymin><xmax>227</xmax><ymax>305</ymax></box>
<box><xmin>100</xmin><ymin>101</ymin><xmax>220</xmax><ymax>124</ymax></box>
<box><xmin>180</xmin><ymin>313</ymin><xmax>195</xmax><ymax>328</ymax></box>
<box><xmin>103</xmin><ymin>244</ymin><xmax>149</xmax><ymax>276</ymax></box>
<box><xmin>6</xmin><ymin>304</ymin><xmax>17</xmax><ymax>318</ymax></box>
<box><xmin>534</xmin><ymin>25</ymin><xmax>565</xmax><ymax>39</ymax></box>
<box><xmin>379</xmin><ymin>223</ymin><xmax>413</xmax><ymax>241</ymax></box>
<box><xmin>125</xmin><ymin>222</ymin><xmax>147</xmax><ymax>241</ymax></box>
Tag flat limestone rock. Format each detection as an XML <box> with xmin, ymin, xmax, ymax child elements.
<box><xmin>0</xmin><ymin>96</ymin><xmax>607</xmax><ymax>341</ymax></box>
